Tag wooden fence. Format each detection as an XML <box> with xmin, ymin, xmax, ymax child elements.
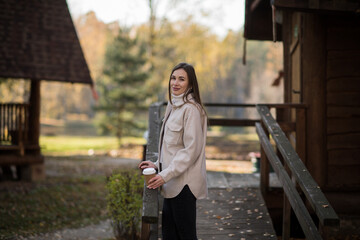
<box><xmin>0</xmin><ymin>103</ymin><xmax>29</xmax><ymax>155</ymax></box>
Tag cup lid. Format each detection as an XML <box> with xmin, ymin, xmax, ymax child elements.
<box><xmin>142</xmin><ymin>167</ymin><xmax>156</xmax><ymax>175</ymax></box>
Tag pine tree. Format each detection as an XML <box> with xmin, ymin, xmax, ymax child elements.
<box><xmin>95</xmin><ymin>29</ymin><xmax>149</xmax><ymax>146</ymax></box>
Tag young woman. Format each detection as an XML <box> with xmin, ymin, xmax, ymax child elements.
<box><xmin>139</xmin><ymin>62</ymin><xmax>208</xmax><ymax>240</ymax></box>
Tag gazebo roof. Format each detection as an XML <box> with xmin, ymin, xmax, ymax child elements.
<box><xmin>0</xmin><ymin>0</ymin><xmax>93</xmax><ymax>84</ymax></box>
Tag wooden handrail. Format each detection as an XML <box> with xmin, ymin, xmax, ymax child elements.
<box><xmin>256</xmin><ymin>105</ymin><xmax>339</xmax><ymax>239</ymax></box>
<box><xmin>256</xmin><ymin>122</ymin><xmax>322</xmax><ymax>239</ymax></box>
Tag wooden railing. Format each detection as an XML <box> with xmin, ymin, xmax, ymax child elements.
<box><xmin>0</xmin><ymin>103</ymin><xmax>29</xmax><ymax>155</ymax></box>
<box><xmin>256</xmin><ymin>105</ymin><xmax>339</xmax><ymax>239</ymax></box>
<box><xmin>141</xmin><ymin>102</ymin><xmax>340</xmax><ymax>239</ymax></box>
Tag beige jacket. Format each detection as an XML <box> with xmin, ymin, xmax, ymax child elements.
<box><xmin>156</xmin><ymin>95</ymin><xmax>208</xmax><ymax>199</ymax></box>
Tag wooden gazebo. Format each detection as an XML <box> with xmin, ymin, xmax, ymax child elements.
<box><xmin>244</xmin><ymin>0</ymin><xmax>360</xmax><ymax>236</ymax></box>
<box><xmin>0</xmin><ymin>0</ymin><xmax>93</xmax><ymax>181</ymax></box>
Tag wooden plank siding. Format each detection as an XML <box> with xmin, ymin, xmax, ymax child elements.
<box><xmin>325</xmin><ymin>15</ymin><xmax>360</xmax><ymax>189</ymax></box>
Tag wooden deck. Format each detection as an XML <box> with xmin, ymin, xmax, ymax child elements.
<box><xmin>158</xmin><ymin>172</ymin><xmax>278</xmax><ymax>239</ymax></box>
<box><xmin>197</xmin><ymin>187</ymin><xmax>276</xmax><ymax>240</ymax></box>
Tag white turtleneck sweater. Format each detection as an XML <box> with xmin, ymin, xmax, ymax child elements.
<box><xmin>156</xmin><ymin>94</ymin><xmax>208</xmax><ymax>199</ymax></box>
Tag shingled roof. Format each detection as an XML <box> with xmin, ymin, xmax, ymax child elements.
<box><xmin>0</xmin><ymin>0</ymin><xmax>93</xmax><ymax>84</ymax></box>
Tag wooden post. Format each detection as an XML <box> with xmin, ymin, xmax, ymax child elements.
<box><xmin>276</xmin><ymin>107</ymin><xmax>287</xmax><ymax>165</ymax></box>
<box><xmin>28</xmin><ymin>79</ymin><xmax>41</xmax><ymax>151</ymax></box>
<box><xmin>20</xmin><ymin>79</ymin><xmax>45</xmax><ymax>181</ymax></box>
<box><xmin>282</xmin><ymin>194</ymin><xmax>291</xmax><ymax>240</ymax></box>
<box><xmin>141</xmin><ymin>103</ymin><xmax>163</xmax><ymax>240</ymax></box>
<box><xmin>282</xmin><ymin>11</ymin><xmax>292</xmax><ymax>105</ymax></box>
<box><xmin>260</xmin><ymin>120</ymin><xmax>270</xmax><ymax>197</ymax></box>
<box><xmin>18</xmin><ymin>105</ymin><xmax>24</xmax><ymax>156</ymax></box>
<box><xmin>296</xmin><ymin>108</ymin><xmax>306</xmax><ymax>164</ymax></box>
<box><xmin>140</xmin><ymin>222</ymin><xmax>150</xmax><ymax>240</ymax></box>
<box><xmin>302</xmin><ymin>13</ymin><xmax>327</xmax><ymax>187</ymax></box>
<box><xmin>282</xmin><ymin>164</ymin><xmax>294</xmax><ymax>240</ymax></box>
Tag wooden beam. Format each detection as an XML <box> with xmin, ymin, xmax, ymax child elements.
<box><xmin>0</xmin><ymin>154</ymin><xmax>44</xmax><ymax>165</ymax></box>
<box><xmin>272</xmin><ymin>0</ymin><xmax>360</xmax><ymax>12</ymax></box>
<box><xmin>208</xmin><ymin>118</ymin><xmax>259</xmax><ymax>127</ymax></box>
<box><xmin>204</xmin><ymin>103</ymin><xmax>256</xmax><ymax>108</ymax></box>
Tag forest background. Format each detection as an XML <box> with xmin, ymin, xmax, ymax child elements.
<box><xmin>0</xmin><ymin>4</ymin><xmax>283</xmax><ymax>140</ymax></box>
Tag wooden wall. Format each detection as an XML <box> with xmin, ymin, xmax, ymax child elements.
<box><xmin>282</xmin><ymin>12</ymin><xmax>360</xmax><ymax>213</ymax></box>
<box><xmin>325</xmin><ymin>15</ymin><xmax>360</xmax><ymax>190</ymax></box>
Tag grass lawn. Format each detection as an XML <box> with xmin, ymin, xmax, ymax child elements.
<box><xmin>40</xmin><ymin>135</ymin><xmax>146</xmax><ymax>156</ymax></box>
<box><xmin>0</xmin><ymin>132</ymin><xmax>258</xmax><ymax>238</ymax></box>
<box><xmin>0</xmin><ymin>176</ymin><xmax>108</xmax><ymax>239</ymax></box>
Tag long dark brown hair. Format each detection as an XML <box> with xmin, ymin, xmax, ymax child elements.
<box><xmin>168</xmin><ymin>62</ymin><xmax>206</xmax><ymax>114</ymax></box>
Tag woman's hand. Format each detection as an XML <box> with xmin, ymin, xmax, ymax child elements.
<box><xmin>147</xmin><ymin>175</ymin><xmax>165</xmax><ymax>189</ymax></box>
<box><xmin>138</xmin><ymin>161</ymin><xmax>157</xmax><ymax>170</ymax></box>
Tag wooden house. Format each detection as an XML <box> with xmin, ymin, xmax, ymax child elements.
<box><xmin>244</xmin><ymin>0</ymin><xmax>360</xmax><ymax>232</ymax></box>
<box><xmin>0</xmin><ymin>0</ymin><xmax>93</xmax><ymax>181</ymax></box>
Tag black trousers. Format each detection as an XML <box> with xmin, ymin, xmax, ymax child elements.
<box><xmin>162</xmin><ymin>185</ymin><xmax>197</xmax><ymax>240</ymax></box>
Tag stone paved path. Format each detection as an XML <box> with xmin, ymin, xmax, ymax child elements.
<box><xmin>22</xmin><ymin>220</ymin><xmax>114</xmax><ymax>240</ymax></box>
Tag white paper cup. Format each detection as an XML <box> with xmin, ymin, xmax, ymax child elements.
<box><xmin>142</xmin><ymin>168</ymin><xmax>156</xmax><ymax>186</ymax></box>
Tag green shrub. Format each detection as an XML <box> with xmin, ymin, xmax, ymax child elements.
<box><xmin>106</xmin><ymin>170</ymin><xmax>144</xmax><ymax>240</ymax></box>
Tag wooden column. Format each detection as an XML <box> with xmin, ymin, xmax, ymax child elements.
<box><xmin>296</xmin><ymin>108</ymin><xmax>306</xmax><ymax>165</ymax></box>
<box><xmin>28</xmin><ymin>79</ymin><xmax>41</xmax><ymax>150</ymax></box>
<box><xmin>260</xmin><ymin>121</ymin><xmax>270</xmax><ymax>197</ymax></box>
<box><xmin>302</xmin><ymin>13</ymin><xmax>327</xmax><ymax>187</ymax></box>
<box><xmin>20</xmin><ymin>79</ymin><xmax>45</xmax><ymax>181</ymax></box>
<box><xmin>282</xmin><ymin>11</ymin><xmax>292</xmax><ymax>104</ymax></box>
